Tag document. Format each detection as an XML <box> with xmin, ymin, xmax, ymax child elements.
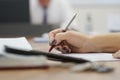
<box><xmin>0</xmin><ymin>37</ymin><xmax>47</xmax><ymax>68</ymax></box>
<box><xmin>0</xmin><ymin>37</ymin><xmax>32</xmax><ymax>55</ymax></box>
<box><xmin>65</xmin><ymin>53</ymin><xmax>120</xmax><ymax>61</ymax></box>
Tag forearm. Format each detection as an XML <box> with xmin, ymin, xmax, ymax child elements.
<box><xmin>90</xmin><ymin>33</ymin><xmax>120</xmax><ymax>53</ymax></box>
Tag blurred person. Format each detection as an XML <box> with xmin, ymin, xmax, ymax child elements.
<box><xmin>49</xmin><ymin>28</ymin><xmax>120</xmax><ymax>58</ymax></box>
<box><xmin>29</xmin><ymin>0</ymin><xmax>78</xmax><ymax>30</ymax></box>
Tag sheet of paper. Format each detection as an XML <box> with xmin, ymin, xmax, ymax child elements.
<box><xmin>0</xmin><ymin>37</ymin><xmax>47</xmax><ymax>68</ymax></box>
<box><xmin>0</xmin><ymin>37</ymin><xmax>32</xmax><ymax>55</ymax></box>
<box><xmin>0</xmin><ymin>56</ymin><xmax>47</xmax><ymax>67</ymax></box>
<box><xmin>65</xmin><ymin>53</ymin><xmax>120</xmax><ymax>61</ymax></box>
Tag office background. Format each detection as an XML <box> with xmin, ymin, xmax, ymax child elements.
<box><xmin>68</xmin><ymin>0</ymin><xmax>120</xmax><ymax>34</ymax></box>
<box><xmin>0</xmin><ymin>0</ymin><xmax>53</xmax><ymax>36</ymax></box>
<box><xmin>0</xmin><ymin>0</ymin><xmax>120</xmax><ymax>36</ymax></box>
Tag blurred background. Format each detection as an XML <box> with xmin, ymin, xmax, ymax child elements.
<box><xmin>69</xmin><ymin>0</ymin><xmax>120</xmax><ymax>35</ymax></box>
<box><xmin>0</xmin><ymin>0</ymin><xmax>120</xmax><ymax>37</ymax></box>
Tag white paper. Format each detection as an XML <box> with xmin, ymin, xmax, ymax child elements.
<box><xmin>0</xmin><ymin>56</ymin><xmax>47</xmax><ymax>67</ymax></box>
<box><xmin>65</xmin><ymin>53</ymin><xmax>120</xmax><ymax>61</ymax></box>
<box><xmin>0</xmin><ymin>37</ymin><xmax>47</xmax><ymax>68</ymax></box>
<box><xmin>0</xmin><ymin>37</ymin><xmax>32</xmax><ymax>55</ymax></box>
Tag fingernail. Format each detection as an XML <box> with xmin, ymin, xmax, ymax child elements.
<box><xmin>63</xmin><ymin>47</ymin><xmax>67</xmax><ymax>51</ymax></box>
<box><xmin>56</xmin><ymin>47</ymin><xmax>60</xmax><ymax>51</ymax></box>
<box><xmin>51</xmin><ymin>39</ymin><xmax>57</xmax><ymax>46</ymax></box>
<box><xmin>63</xmin><ymin>47</ymin><xmax>70</xmax><ymax>53</ymax></box>
<box><xmin>63</xmin><ymin>47</ymin><xmax>68</xmax><ymax>51</ymax></box>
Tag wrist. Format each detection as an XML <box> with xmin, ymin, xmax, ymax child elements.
<box><xmin>90</xmin><ymin>35</ymin><xmax>120</xmax><ymax>53</ymax></box>
<box><xmin>81</xmin><ymin>36</ymin><xmax>102</xmax><ymax>53</ymax></box>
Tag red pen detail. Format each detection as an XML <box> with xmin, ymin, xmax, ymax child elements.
<box><xmin>49</xmin><ymin>45</ymin><xmax>55</xmax><ymax>52</ymax></box>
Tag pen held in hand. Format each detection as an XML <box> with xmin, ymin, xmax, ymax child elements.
<box><xmin>49</xmin><ymin>45</ymin><xmax>55</xmax><ymax>52</ymax></box>
<box><xmin>49</xmin><ymin>14</ymin><xmax>77</xmax><ymax>52</ymax></box>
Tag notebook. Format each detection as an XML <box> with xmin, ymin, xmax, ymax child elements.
<box><xmin>0</xmin><ymin>37</ymin><xmax>47</xmax><ymax>69</ymax></box>
<box><xmin>65</xmin><ymin>53</ymin><xmax>120</xmax><ymax>61</ymax></box>
<box><xmin>0</xmin><ymin>37</ymin><xmax>32</xmax><ymax>55</ymax></box>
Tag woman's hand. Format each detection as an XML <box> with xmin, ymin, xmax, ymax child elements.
<box><xmin>113</xmin><ymin>50</ymin><xmax>120</xmax><ymax>58</ymax></box>
<box><xmin>49</xmin><ymin>29</ymin><xmax>98</xmax><ymax>53</ymax></box>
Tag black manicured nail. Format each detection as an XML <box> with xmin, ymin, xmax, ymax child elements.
<box><xmin>63</xmin><ymin>47</ymin><xmax>70</xmax><ymax>53</ymax></box>
<box><xmin>63</xmin><ymin>47</ymin><xmax>69</xmax><ymax>53</ymax></box>
<box><xmin>51</xmin><ymin>39</ymin><xmax>57</xmax><ymax>46</ymax></box>
<box><xmin>56</xmin><ymin>47</ymin><xmax>60</xmax><ymax>51</ymax></box>
<box><xmin>63</xmin><ymin>47</ymin><xmax>68</xmax><ymax>51</ymax></box>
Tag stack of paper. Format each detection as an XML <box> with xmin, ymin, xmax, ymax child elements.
<box><xmin>65</xmin><ymin>53</ymin><xmax>120</xmax><ymax>61</ymax></box>
<box><xmin>0</xmin><ymin>37</ymin><xmax>47</xmax><ymax>69</ymax></box>
<box><xmin>0</xmin><ymin>37</ymin><xmax>32</xmax><ymax>55</ymax></box>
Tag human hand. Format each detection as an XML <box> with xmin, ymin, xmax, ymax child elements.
<box><xmin>113</xmin><ymin>50</ymin><xmax>120</xmax><ymax>58</ymax></box>
<box><xmin>49</xmin><ymin>29</ymin><xmax>97</xmax><ymax>53</ymax></box>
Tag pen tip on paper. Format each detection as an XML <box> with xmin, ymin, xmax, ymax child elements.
<box><xmin>49</xmin><ymin>46</ymin><xmax>55</xmax><ymax>52</ymax></box>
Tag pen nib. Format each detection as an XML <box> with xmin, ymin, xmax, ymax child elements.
<box><xmin>49</xmin><ymin>45</ymin><xmax>55</xmax><ymax>52</ymax></box>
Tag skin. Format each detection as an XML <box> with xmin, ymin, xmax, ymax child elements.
<box><xmin>49</xmin><ymin>28</ymin><xmax>120</xmax><ymax>58</ymax></box>
<box><xmin>38</xmin><ymin>0</ymin><xmax>50</xmax><ymax>7</ymax></box>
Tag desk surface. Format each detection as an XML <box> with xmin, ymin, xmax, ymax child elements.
<box><xmin>0</xmin><ymin>37</ymin><xmax>120</xmax><ymax>80</ymax></box>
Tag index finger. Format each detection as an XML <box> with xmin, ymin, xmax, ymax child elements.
<box><xmin>49</xmin><ymin>29</ymin><xmax>63</xmax><ymax>44</ymax></box>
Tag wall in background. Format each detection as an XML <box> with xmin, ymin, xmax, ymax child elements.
<box><xmin>72</xmin><ymin>6</ymin><xmax>120</xmax><ymax>34</ymax></box>
<box><xmin>68</xmin><ymin>0</ymin><xmax>120</xmax><ymax>6</ymax></box>
<box><xmin>67</xmin><ymin>0</ymin><xmax>120</xmax><ymax>34</ymax></box>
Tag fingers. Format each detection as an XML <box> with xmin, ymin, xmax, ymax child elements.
<box><xmin>55</xmin><ymin>45</ymin><xmax>63</xmax><ymax>52</ymax></box>
<box><xmin>62</xmin><ymin>45</ymin><xmax>71</xmax><ymax>53</ymax></box>
<box><xmin>49</xmin><ymin>28</ymin><xmax>72</xmax><ymax>46</ymax></box>
<box><xmin>54</xmin><ymin>33</ymin><xmax>67</xmax><ymax>45</ymax></box>
<box><xmin>49</xmin><ymin>29</ymin><xmax>63</xmax><ymax>45</ymax></box>
<box><xmin>113</xmin><ymin>50</ymin><xmax>120</xmax><ymax>58</ymax></box>
<box><xmin>49</xmin><ymin>32</ymin><xmax>68</xmax><ymax>45</ymax></box>
<box><xmin>55</xmin><ymin>45</ymin><xmax>71</xmax><ymax>54</ymax></box>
